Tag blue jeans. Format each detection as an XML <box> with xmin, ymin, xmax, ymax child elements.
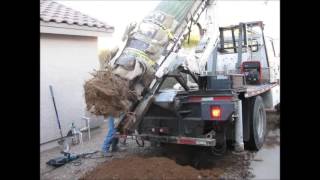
<box><xmin>101</xmin><ymin>115</ymin><xmax>116</xmax><ymax>152</ymax></box>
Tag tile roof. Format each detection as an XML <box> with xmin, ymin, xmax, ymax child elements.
<box><xmin>40</xmin><ymin>0</ymin><xmax>114</xmax><ymax>32</ymax></box>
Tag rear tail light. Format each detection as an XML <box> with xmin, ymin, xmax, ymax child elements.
<box><xmin>177</xmin><ymin>137</ymin><xmax>209</xmax><ymax>146</ymax></box>
<box><xmin>211</xmin><ymin>106</ymin><xmax>222</xmax><ymax>120</ymax></box>
<box><xmin>178</xmin><ymin>138</ymin><xmax>196</xmax><ymax>145</ymax></box>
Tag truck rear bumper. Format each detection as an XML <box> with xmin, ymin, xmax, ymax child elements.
<box><xmin>139</xmin><ymin>134</ymin><xmax>216</xmax><ymax>147</ymax></box>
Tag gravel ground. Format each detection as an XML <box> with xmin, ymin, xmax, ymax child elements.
<box><xmin>40</xmin><ymin>112</ymin><xmax>280</xmax><ymax>180</ymax></box>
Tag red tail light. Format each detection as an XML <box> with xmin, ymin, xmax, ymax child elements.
<box><xmin>211</xmin><ymin>106</ymin><xmax>222</xmax><ymax>120</ymax></box>
<box><xmin>178</xmin><ymin>138</ymin><xmax>196</xmax><ymax>145</ymax></box>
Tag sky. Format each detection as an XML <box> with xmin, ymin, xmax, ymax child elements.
<box><xmin>57</xmin><ymin>0</ymin><xmax>280</xmax><ymax>50</ymax></box>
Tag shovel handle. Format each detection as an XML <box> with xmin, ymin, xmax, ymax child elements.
<box><xmin>49</xmin><ymin>85</ymin><xmax>63</xmax><ymax>137</ymax></box>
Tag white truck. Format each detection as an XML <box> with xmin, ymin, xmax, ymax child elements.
<box><xmin>114</xmin><ymin>1</ymin><xmax>280</xmax><ymax>154</ymax></box>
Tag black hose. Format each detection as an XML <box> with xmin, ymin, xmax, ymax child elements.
<box><xmin>70</xmin><ymin>151</ymin><xmax>104</xmax><ymax>166</ymax></box>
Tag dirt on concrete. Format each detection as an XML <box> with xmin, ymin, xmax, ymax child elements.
<box><xmin>264</xmin><ymin>132</ymin><xmax>280</xmax><ymax>148</ymax></box>
<box><xmin>265</xmin><ymin>111</ymin><xmax>280</xmax><ymax>148</ymax></box>
<box><xmin>84</xmin><ymin>68</ymin><xmax>137</xmax><ymax>117</ymax></box>
<box><xmin>266</xmin><ymin>111</ymin><xmax>280</xmax><ymax>130</ymax></box>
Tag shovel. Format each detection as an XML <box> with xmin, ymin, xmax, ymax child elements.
<box><xmin>49</xmin><ymin>85</ymin><xmax>69</xmax><ymax>151</ymax></box>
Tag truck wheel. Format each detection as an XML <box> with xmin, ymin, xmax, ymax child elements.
<box><xmin>247</xmin><ymin>96</ymin><xmax>267</xmax><ymax>150</ymax></box>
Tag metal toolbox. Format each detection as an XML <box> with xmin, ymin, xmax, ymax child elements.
<box><xmin>206</xmin><ymin>74</ymin><xmax>245</xmax><ymax>90</ymax></box>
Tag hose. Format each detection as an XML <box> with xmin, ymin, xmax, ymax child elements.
<box><xmin>70</xmin><ymin>150</ymin><xmax>102</xmax><ymax>166</ymax></box>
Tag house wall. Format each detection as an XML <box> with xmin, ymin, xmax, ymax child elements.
<box><xmin>40</xmin><ymin>33</ymin><xmax>105</xmax><ymax>145</ymax></box>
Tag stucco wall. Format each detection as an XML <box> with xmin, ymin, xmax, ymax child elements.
<box><xmin>40</xmin><ymin>33</ymin><xmax>103</xmax><ymax>144</ymax></box>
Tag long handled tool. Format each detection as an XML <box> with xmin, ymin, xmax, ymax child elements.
<box><xmin>49</xmin><ymin>85</ymin><xmax>68</xmax><ymax>150</ymax></box>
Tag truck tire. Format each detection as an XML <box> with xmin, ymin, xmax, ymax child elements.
<box><xmin>246</xmin><ymin>96</ymin><xmax>267</xmax><ymax>150</ymax></box>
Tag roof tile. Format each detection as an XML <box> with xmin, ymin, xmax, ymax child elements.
<box><xmin>40</xmin><ymin>0</ymin><xmax>114</xmax><ymax>32</ymax></box>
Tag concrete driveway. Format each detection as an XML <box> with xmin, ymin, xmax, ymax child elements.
<box><xmin>250</xmin><ymin>129</ymin><xmax>280</xmax><ymax>180</ymax></box>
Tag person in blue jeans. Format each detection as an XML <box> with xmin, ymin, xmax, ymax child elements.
<box><xmin>101</xmin><ymin>114</ymin><xmax>125</xmax><ymax>157</ymax></box>
<box><xmin>100</xmin><ymin>115</ymin><xmax>114</xmax><ymax>156</ymax></box>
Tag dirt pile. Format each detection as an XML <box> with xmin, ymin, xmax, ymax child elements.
<box><xmin>80</xmin><ymin>156</ymin><xmax>224</xmax><ymax>180</ymax></box>
<box><xmin>84</xmin><ymin>69</ymin><xmax>137</xmax><ymax>117</ymax></box>
<box><xmin>80</xmin><ymin>148</ymin><xmax>255</xmax><ymax>180</ymax></box>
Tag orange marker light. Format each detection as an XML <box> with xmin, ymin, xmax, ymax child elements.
<box><xmin>211</xmin><ymin>106</ymin><xmax>221</xmax><ymax>119</ymax></box>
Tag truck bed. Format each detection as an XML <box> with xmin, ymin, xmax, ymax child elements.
<box><xmin>233</xmin><ymin>83</ymin><xmax>278</xmax><ymax>98</ymax></box>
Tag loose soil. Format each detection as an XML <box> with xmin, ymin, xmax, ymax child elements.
<box><xmin>81</xmin><ymin>145</ymin><xmax>255</xmax><ymax>180</ymax></box>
